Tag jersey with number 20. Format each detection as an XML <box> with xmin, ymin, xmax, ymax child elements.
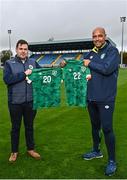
<box><xmin>28</xmin><ymin>67</ymin><xmax>62</xmax><ymax>109</ymax></box>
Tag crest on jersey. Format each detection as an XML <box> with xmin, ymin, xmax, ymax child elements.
<box><xmin>29</xmin><ymin>65</ymin><xmax>33</xmax><ymax>69</ymax></box>
<box><xmin>52</xmin><ymin>70</ymin><xmax>57</xmax><ymax>76</ymax></box>
<box><xmin>81</xmin><ymin>66</ymin><xmax>86</xmax><ymax>72</ymax></box>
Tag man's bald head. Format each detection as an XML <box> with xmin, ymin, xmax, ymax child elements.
<box><xmin>92</xmin><ymin>27</ymin><xmax>107</xmax><ymax>48</ymax></box>
<box><xmin>92</xmin><ymin>27</ymin><xmax>106</xmax><ymax>36</ymax></box>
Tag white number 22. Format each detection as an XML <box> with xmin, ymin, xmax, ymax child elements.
<box><xmin>73</xmin><ymin>72</ymin><xmax>81</xmax><ymax>80</ymax></box>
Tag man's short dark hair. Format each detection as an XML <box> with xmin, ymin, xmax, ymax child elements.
<box><xmin>16</xmin><ymin>39</ymin><xmax>28</xmax><ymax>48</ymax></box>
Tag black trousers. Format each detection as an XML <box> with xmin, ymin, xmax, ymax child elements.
<box><xmin>87</xmin><ymin>101</ymin><xmax>115</xmax><ymax>161</ymax></box>
<box><xmin>8</xmin><ymin>102</ymin><xmax>37</xmax><ymax>153</ymax></box>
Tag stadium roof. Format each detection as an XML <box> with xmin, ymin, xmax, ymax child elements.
<box><xmin>28</xmin><ymin>37</ymin><xmax>116</xmax><ymax>52</ymax></box>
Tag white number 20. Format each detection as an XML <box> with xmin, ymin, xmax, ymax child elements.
<box><xmin>43</xmin><ymin>76</ymin><xmax>51</xmax><ymax>83</ymax></box>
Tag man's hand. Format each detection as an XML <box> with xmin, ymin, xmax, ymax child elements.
<box><xmin>25</xmin><ymin>69</ymin><xmax>32</xmax><ymax>76</ymax></box>
<box><xmin>83</xmin><ymin>59</ymin><xmax>91</xmax><ymax>67</ymax></box>
<box><xmin>86</xmin><ymin>74</ymin><xmax>92</xmax><ymax>81</ymax></box>
<box><xmin>60</xmin><ymin>60</ymin><xmax>66</xmax><ymax>68</ymax></box>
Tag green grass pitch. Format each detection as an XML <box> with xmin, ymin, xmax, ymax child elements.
<box><xmin>0</xmin><ymin>68</ymin><xmax>127</xmax><ymax>179</ymax></box>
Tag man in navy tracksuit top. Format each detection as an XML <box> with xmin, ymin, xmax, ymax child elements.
<box><xmin>83</xmin><ymin>27</ymin><xmax>120</xmax><ymax>176</ymax></box>
<box><xmin>3</xmin><ymin>40</ymin><xmax>41</xmax><ymax>162</ymax></box>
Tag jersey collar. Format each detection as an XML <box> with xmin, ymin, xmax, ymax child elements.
<box><xmin>92</xmin><ymin>42</ymin><xmax>107</xmax><ymax>53</ymax></box>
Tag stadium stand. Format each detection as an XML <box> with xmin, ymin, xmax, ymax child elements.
<box><xmin>29</xmin><ymin>38</ymin><xmax>116</xmax><ymax>66</ymax></box>
<box><xmin>54</xmin><ymin>53</ymin><xmax>77</xmax><ymax>65</ymax></box>
<box><xmin>38</xmin><ymin>54</ymin><xmax>58</xmax><ymax>65</ymax></box>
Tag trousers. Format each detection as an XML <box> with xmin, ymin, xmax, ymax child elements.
<box><xmin>88</xmin><ymin>101</ymin><xmax>115</xmax><ymax>161</ymax></box>
<box><xmin>8</xmin><ymin>102</ymin><xmax>37</xmax><ymax>152</ymax></box>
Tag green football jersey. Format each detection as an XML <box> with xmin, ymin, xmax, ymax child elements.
<box><xmin>63</xmin><ymin>59</ymin><xmax>90</xmax><ymax>107</ymax></box>
<box><xmin>28</xmin><ymin>67</ymin><xmax>62</xmax><ymax>109</ymax></box>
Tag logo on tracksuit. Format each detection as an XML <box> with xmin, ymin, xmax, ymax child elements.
<box><xmin>105</xmin><ymin>105</ymin><xmax>109</xmax><ymax>109</ymax></box>
<box><xmin>100</xmin><ymin>53</ymin><xmax>106</xmax><ymax>59</ymax></box>
<box><xmin>29</xmin><ymin>65</ymin><xmax>33</xmax><ymax>70</ymax></box>
<box><xmin>90</xmin><ymin>56</ymin><xmax>93</xmax><ymax>59</ymax></box>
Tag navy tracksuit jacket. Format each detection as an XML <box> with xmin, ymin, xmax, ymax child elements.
<box><xmin>84</xmin><ymin>42</ymin><xmax>120</xmax><ymax>102</ymax></box>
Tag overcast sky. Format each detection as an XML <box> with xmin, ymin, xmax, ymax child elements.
<box><xmin>0</xmin><ymin>0</ymin><xmax>127</xmax><ymax>54</ymax></box>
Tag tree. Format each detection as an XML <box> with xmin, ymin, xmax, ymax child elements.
<box><xmin>123</xmin><ymin>52</ymin><xmax>127</xmax><ymax>64</ymax></box>
<box><xmin>0</xmin><ymin>50</ymin><xmax>13</xmax><ymax>65</ymax></box>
